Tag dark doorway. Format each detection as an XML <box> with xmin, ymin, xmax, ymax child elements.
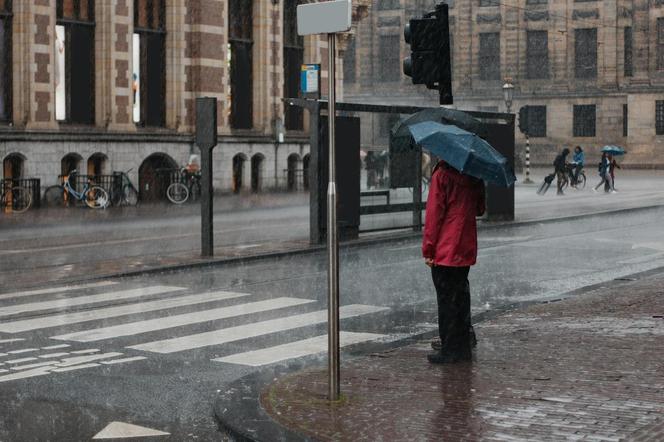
<box><xmin>138</xmin><ymin>153</ymin><xmax>177</xmax><ymax>202</ymax></box>
<box><xmin>287</xmin><ymin>153</ymin><xmax>300</xmax><ymax>191</ymax></box>
<box><xmin>232</xmin><ymin>153</ymin><xmax>246</xmax><ymax>194</ymax></box>
<box><xmin>251</xmin><ymin>154</ymin><xmax>264</xmax><ymax>192</ymax></box>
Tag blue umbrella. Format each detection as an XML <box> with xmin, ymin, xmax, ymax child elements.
<box><xmin>407</xmin><ymin>121</ymin><xmax>516</xmax><ymax>187</ymax></box>
<box><xmin>601</xmin><ymin>145</ymin><xmax>626</xmax><ymax>156</ymax></box>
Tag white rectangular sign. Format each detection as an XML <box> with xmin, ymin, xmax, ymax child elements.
<box><xmin>297</xmin><ymin>0</ymin><xmax>352</xmax><ymax>36</ymax></box>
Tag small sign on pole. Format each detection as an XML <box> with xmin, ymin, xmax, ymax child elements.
<box><xmin>301</xmin><ymin>64</ymin><xmax>321</xmax><ymax>98</ymax></box>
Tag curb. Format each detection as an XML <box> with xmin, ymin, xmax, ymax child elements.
<box><xmin>213</xmin><ymin>263</ymin><xmax>664</xmax><ymax>441</ymax></box>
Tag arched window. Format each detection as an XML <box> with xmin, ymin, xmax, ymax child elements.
<box><xmin>61</xmin><ymin>153</ymin><xmax>82</xmax><ymax>176</ymax></box>
<box><xmin>134</xmin><ymin>0</ymin><xmax>166</xmax><ymax>127</ymax></box>
<box><xmin>250</xmin><ymin>154</ymin><xmax>264</xmax><ymax>192</ymax></box>
<box><xmin>286</xmin><ymin>153</ymin><xmax>300</xmax><ymax>191</ymax></box>
<box><xmin>0</xmin><ymin>0</ymin><xmax>12</xmax><ymax>122</ymax></box>
<box><xmin>56</xmin><ymin>0</ymin><xmax>95</xmax><ymax>124</ymax></box>
<box><xmin>228</xmin><ymin>0</ymin><xmax>253</xmax><ymax>129</ymax></box>
<box><xmin>283</xmin><ymin>1</ymin><xmax>303</xmax><ymax>131</ymax></box>
<box><xmin>3</xmin><ymin>153</ymin><xmax>25</xmax><ymax>180</ymax></box>
<box><xmin>232</xmin><ymin>154</ymin><xmax>247</xmax><ymax>194</ymax></box>
<box><xmin>87</xmin><ymin>153</ymin><xmax>108</xmax><ymax>177</ymax></box>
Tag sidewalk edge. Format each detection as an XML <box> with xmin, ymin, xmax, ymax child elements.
<box><xmin>213</xmin><ymin>264</ymin><xmax>664</xmax><ymax>441</ymax></box>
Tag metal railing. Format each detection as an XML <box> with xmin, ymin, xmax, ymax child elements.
<box><xmin>1</xmin><ymin>178</ymin><xmax>41</xmax><ymax>209</ymax></box>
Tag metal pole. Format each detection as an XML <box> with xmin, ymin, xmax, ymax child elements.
<box><xmin>201</xmin><ymin>148</ymin><xmax>214</xmax><ymax>256</ymax></box>
<box><xmin>524</xmin><ymin>134</ymin><xmax>533</xmax><ymax>184</ymax></box>
<box><xmin>327</xmin><ymin>32</ymin><xmax>340</xmax><ymax>401</ymax></box>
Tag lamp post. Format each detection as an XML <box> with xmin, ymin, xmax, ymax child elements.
<box><xmin>502</xmin><ymin>81</ymin><xmax>514</xmax><ymax>114</ymax></box>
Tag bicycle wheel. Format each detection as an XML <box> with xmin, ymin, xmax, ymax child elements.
<box><xmin>124</xmin><ymin>186</ymin><xmax>139</xmax><ymax>206</ymax></box>
<box><xmin>167</xmin><ymin>182</ymin><xmax>189</xmax><ymax>204</ymax></box>
<box><xmin>85</xmin><ymin>186</ymin><xmax>110</xmax><ymax>209</ymax></box>
<box><xmin>576</xmin><ymin>172</ymin><xmax>587</xmax><ymax>190</ymax></box>
<box><xmin>43</xmin><ymin>185</ymin><xmax>66</xmax><ymax>207</ymax></box>
<box><xmin>6</xmin><ymin>187</ymin><xmax>32</xmax><ymax>213</ymax></box>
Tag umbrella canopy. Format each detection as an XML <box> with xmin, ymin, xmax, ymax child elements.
<box><xmin>407</xmin><ymin>121</ymin><xmax>516</xmax><ymax>187</ymax></box>
<box><xmin>601</xmin><ymin>145</ymin><xmax>626</xmax><ymax>156</ymax></box>
<box><xmin>390</xmin><ymin>108</ymin><xmax>489</xmax><ymax>159</ymax></box>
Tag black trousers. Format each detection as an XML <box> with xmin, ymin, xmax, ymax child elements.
<box><xmin>431</xmin><ymin>265</ymin><xmax>471</xmax><ymax>353</ymax></box>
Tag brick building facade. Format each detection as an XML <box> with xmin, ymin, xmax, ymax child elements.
<box><xmin>0</xmin><ymin>0</ymin><xmax>370</xmax><ymax>198</ymax></box>
<box><xmin>345</xmin><ymin>0</ymin><xmax>664</xmax><ymax>168</ymax></box>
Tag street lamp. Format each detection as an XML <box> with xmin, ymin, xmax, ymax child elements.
<box><xmin>502</xmin><ymin>81</ymin><xmax>514</xmax><ymax>114</ymax></box>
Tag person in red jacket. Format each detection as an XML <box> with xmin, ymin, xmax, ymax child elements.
<box><xmin>422</xmin><ymin>160</ymin><xmax>485</xmax><ymax>363</ymax></box>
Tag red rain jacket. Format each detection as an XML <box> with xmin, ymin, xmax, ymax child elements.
<box><xmin>422</xmin><ymin>162</ymin><xmax>486</xmax><ymax>267</ymax></box>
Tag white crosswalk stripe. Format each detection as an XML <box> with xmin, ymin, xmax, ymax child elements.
<box><xmin>128</xmin><ymin>304</ymin><xmax>390</xmax><ymax>354</ymax></box>
<box><xmin>0</xmin><ymin>281</ymin><xmax>118</xmax><ymax>301</ymax></box>
<box><xmin>0</xmin><ymin>286</ymin><xmax>186</xmax><ymax>317</ymax></box>
<box><xmin>0</xmin><ymin>290</ymin><xmax>251</xmax><ymax>333</ymax></box>
<box><xmin>212</xmin><ymin>332</ymin><xmax>387</xmax><ymax>367</ymax></box>
<box><xmin>52</xmin><ymin>297</ymin><xmax>315</xmax><ymax>343</ymax></box>
<box><xmin>0</xmin><ymin>282</ymin><xmax>394</xmax><ymax>383</ymax></box>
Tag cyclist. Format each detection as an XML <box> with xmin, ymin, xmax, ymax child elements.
<box><xmin>571</xmin><ymin>145</ymin><xmax>585</xmax><ymax>188</ymax></box>
<box><xmin>552</xmin><ymin>148</ymin><xmax>570</xmax><ymax>195</ymax></box>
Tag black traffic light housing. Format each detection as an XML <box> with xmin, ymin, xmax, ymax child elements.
<box><xmin>403</xmin><ymin>3</ymin><xmax>452</xmax><ymax>105</ymax></box>
<box><xmin>518</xmin><ymin>106</ymin><xmax>529</xmax><ymax>135</ymax></box>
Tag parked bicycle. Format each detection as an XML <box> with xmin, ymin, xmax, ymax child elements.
<box><xmin>110</xmin><ymin>169</ymin><xmax>139</xmax><ymax>207</ymax></box>
<box><xmin>43</xmin><ymin>170</ymin><xmax>109</xmax><ymax>209</ymax></box>
<box><xmin>1</xmin><ymin>184</ymin><xmax>32</xmax><ymax>213</ymax></box>
<box><xmin>166</xmin><ymin>168</ymin><xmax>201</xmax><ymax>204</ymax></box>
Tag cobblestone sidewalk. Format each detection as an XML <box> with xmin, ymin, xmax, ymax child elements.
<box><xmin>261</xmin><ymin>274</ymin><xmax>664</xmax><ymax>441</ymax></box>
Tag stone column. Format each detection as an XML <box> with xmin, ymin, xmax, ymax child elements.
<box><xmin>107</xmin><ymin>0</ymin><xmax>134</xmax><ymax>131</ymax></box>
<box><xmin>26</xmin><ymin>0</ymin><xmax>57</xmax><ymax>130</ymax></box>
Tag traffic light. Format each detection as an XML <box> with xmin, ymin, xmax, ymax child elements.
<box><xmin>403</xmin><ymin>3</ymin><xmax>452</xmax><ymax>105</ymax></box>
<box><xmin>518</xmin><ymin>106</ymin><xmax>530</xmax><ymax>135</ymax></box>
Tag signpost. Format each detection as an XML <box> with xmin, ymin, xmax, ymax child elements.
<box><xmin>196</xmin><ymin>97</ymin><xmax>218</xmax><ymax>257</ymax></box>
<box><xmin>297</xmin><ymin>0</ymin><xmax>352</xmax><ymax>402</ymax></box>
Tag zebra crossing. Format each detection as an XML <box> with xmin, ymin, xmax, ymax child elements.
<box><xmin>0</xmin><ymin>280</ymin><xmax>392</xmax><ymax>383</ymax></box>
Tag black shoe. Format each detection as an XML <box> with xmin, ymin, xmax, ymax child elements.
<box><xmin>431</xmin><ymin>327</ymin><xmax>477</xmax><ymax>351</ymax></box>
<box><xmin>427</xmin><ymin>350</ymin><xmax>471</xmax><ymax>364</ymax></box>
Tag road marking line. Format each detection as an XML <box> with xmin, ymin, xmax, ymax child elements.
<box><xmin>41</xmin><ymin>344</ymin><xmax>71</xmax><ymax>350</ymax></box>
<box><xmin>5</xmin><ymin>357</ymin><xmax>38</xmax><ymax>364</ymax></box>
<box><xmin>0</xmin><ymin>338</ymin><xmax>25</xmax><ymax>344</ymax></box>
<box><xmin>55</xmin><ymin>352</ymin><xmax>124</xmax><ymax>367</ymax></box>
<box><xmin>71</xmin><ymin>348</ymin><xmax>99</xmax><ymax>355</ymax></box>
<box><xmin>129</xmin><ymin>304</ymin><xmax>389</xmax><ymax>354</ymax></box>
<box><xmin>0</xmin><ymin>286</ymin><xmax>186</xmax><ymax>318</ymax></box>
<box><xmin>38</xmin><ymin>352</ymin><xmax>70</xmax><ymax>359</ymax></box>
<box><xmin>0</xmin><ymin>290</ymin><xmax>250</xmax><ymax>333</ymax></box>
<box><xmin>0</xmin><ymin>281</ymin><xmax>118</xmax><ymax>301</ymax></box>
<box><xmin>0</xmin><ymin>353</ymin><xmax>7</xmax><ymax>357</ymax></box>
<box><xmin>93</xmin><ymin>422</ymin><xmax>170</xmax><ymax>439</ymax></box>
<box><xmin>70</xmin><ymin>349</ymin><xmax>100</xmax><ymax>355</ymax></box>
<box><xmin>213</xmin><ymin>332</ymin><xmax>387</xmax><ymax>367</ymax></box>
<box><xmin>51</xmin><ymin>363</ymin><xmax>100</xmax><ymax>373</ymax></box>
<box><xmin>100</xmin><ymin>356</ymin><xmax>147</xmax><ymax>365</ymax></box>
<box><xmin>10</xmin><ymin>361</ymin><xmax>57</xmax><ymax>371</ymax></box>
<box><xmin>618</xmin><ymin>252</ymin><xmax>664</xmax><ymax>265</ymax></box>
<box><xmin>0</xmin><ymin>366</ymin><xmax>51</xmax><ymax>382</ymax></box>
<box><xmin>0</xmin><ymin>369</ymin><xmax>6</xmax><ymax>373</ymax></box>
<box><xmin>52</xmin><ymin>297</ymin><xmax>316</xmax><ymax>343</ymax></box>
<box><xmin>7</xmin><ymin>348</ymin><xmax>38</xmax><ymax>355</ymax></box>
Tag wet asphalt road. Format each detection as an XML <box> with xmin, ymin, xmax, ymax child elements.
<box><xmin>1</xmin><ymin>207</ymin><xmax>664</xmax><ymax>440</ymax></box>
